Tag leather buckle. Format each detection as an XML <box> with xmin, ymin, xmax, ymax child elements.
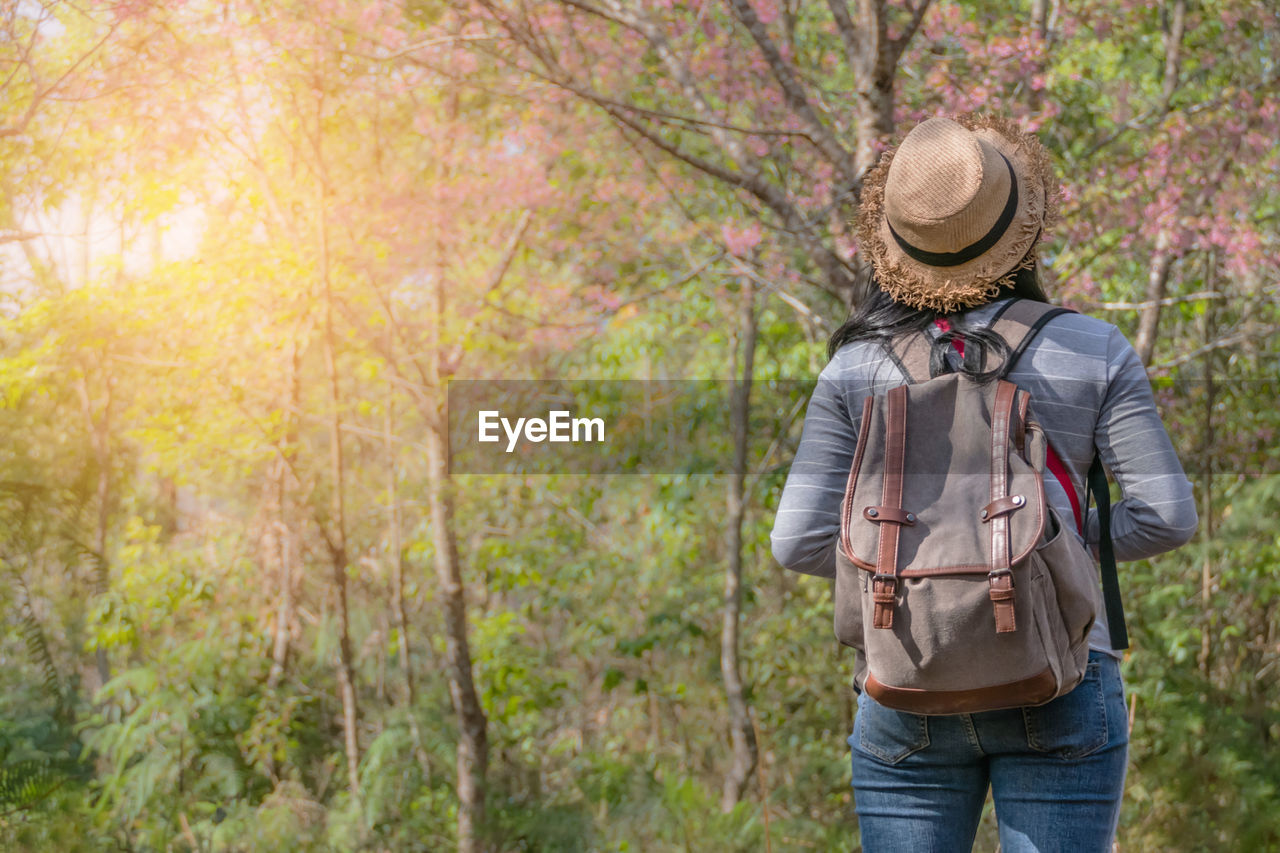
<box><xmin>871</xmin><ymin>574</ymin><xmax>898</xmax><ymax>630</ymax></box>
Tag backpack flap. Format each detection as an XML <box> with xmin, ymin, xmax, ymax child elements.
<box><xmin>838</xmin><ymin>376</ymin><xmax>1047</xmax><ymax>579</ymax></box>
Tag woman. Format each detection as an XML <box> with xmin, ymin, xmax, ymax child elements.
<box><xmin>770</xmin><ymin>115</ymin><xmax>1198</xmax><ymax>851</ymax></box>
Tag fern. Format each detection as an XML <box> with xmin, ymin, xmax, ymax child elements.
<box><xmin>0</xmin><ymin>759</ymin><xmax>58</xmax><ymax>810</ymax></box>
<box><xmin>17</xmin><ymin>597</ymin><xmax>66</xmax><ymax>718</ymax></box>
<box><xmin>0</xmin><ymin>556</ymin><xmax>80</xmax><ymax>817</ymax></box>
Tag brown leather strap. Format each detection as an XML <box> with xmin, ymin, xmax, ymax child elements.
<box><xmin>989</xmin><ymin>381</ymin><xmax>1018</xmax><ymax>633</ymax></box>
<box><xmin>866</xmin><ymin>665</ymin><xmax>1056</xmax><ymax>714</ymax></box>
<box><xmin>981</xmin><ymin>493</ymin><xmax>1027</xmax><ymax>521</ymax></box>
<box><xmin>1012</xmin><ymin>388</ymin><xmax>1030</xmax><ymax>458</ymax></box>
<box><xmin>873</xmin><ymin>385</ymin><xmax>909</xmax><ymax>630</ymax></box>
<box><xmin>988</xmin><ymin>572</ymin><xmax>1017</xmax><ymax>633</ymax></box>
<box><xmin>863</xmin><ymin>506</ymin><xmax>918</xmax><ymax>525</ymax></box>
<box><xmin>872</xmin><ymin>578</ymin><xmax>896</xmax><ymax>629</ymax></box>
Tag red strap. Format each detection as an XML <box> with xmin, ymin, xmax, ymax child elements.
<box><xmin>933</xmin><ymin>319</ymin><xmax>1082</xmax><ymax>535</ymax></box>
<box><xmin>1046</xmin><ymin>444</ymin><xmax>1083</xmax><ymax>535</ymax></box>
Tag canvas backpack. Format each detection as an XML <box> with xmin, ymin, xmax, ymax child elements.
<box><xmin>834</xmin><ymin>298</ymin><xmax>1126</xmax><ymax>715</ymax></box>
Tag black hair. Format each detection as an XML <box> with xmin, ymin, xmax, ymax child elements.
<box><xmin>826</xmin><ymin>262</ymin><xmax>1050</xmax><ymax>381</ymax></box>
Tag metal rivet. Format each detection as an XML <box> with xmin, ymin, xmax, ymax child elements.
<box><xmin>866</xmin><ymin>508</ymin><xmax>878</xmax><ymax>518</ymax></box>
<box><xmin>1012</xmin><ymin>495</ymin><xmax>1024</xmax><ymax>506</ymax></box>
<box><xmin>905</xmin><ymin>513</ymin><xmax>916</xmax><ymax>523</ymax></box>
<box><xmin>980</xmin><ymin>510</ymin><xmax>988</xmax><ymax>520</ymax></box>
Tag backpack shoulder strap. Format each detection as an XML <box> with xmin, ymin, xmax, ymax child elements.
<box><xmin>990</xmin><ymin>298</ymin><xmax>1075</xmax><ymax>378</ymax></box>
<box><xmin>886</xmin><ymin>298</ymin><xmax>1073</xmax><ymax>383</ymax></box>
<box><xmin>884</xmin><ymin>332</ymin><xmax>932</xmax><ymax>384</ymax></box>
<box><xmin>990</xmin><ymin>298</ymin><xmax>1129</xmax><ymax>650</ymax></box>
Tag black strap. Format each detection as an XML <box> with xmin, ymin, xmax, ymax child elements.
<box><xmin>882</xmin><ymin>343</ymin><xmax>913</xmax><ymax>383</ymax></box>
<box><xmin>888</xmin><ymin>298</ymin><xmax>1046</xmax><ymax>384</ymax></box>
<box><xmin>884</xmin><ymin>331</ymin><xmax>933</xmax><ymax>384</ymax></box>
<box><xmin>996</xmin><ymin>305</ymin><xmax>1073</xmax><ymax>379</ymax></box>
<box><xmin>893</xmin><ymin>299</ymin><xmax>1072</xmax><ymax>383</ymax></box>
<box><xmin>1088</xmin><ymin>455</ymin><xmax>1128</xmax><ymax>650</ymax></box>
<box><xmin>986</xmin><ymin>297</ymin><xmax>1021</xmax><ymax>326</ymax></box>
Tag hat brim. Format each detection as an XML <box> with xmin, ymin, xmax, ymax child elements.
<box><xmin>856</xmin><ymin>113</ymin><xmax>1060</xmax><ymax>314</ymax></box>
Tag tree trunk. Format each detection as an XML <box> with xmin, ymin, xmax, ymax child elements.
<box><xmin>841</xmin><ymin>0</ymin><xmax>928</xmax><ymax>307</ymax></box>
<box><xmin>845</xmin><ymin>0</ymin><xmax>932</xmax><ymax>181</ymax></box>
<box><xmin>721</xmin><ymin>276</ymin><xmax>759</xmax><ymax>811</ymax></box>
<box><xmin>383</xmin><ymin>332</ymin><xmax>431</xmax><ymax>775</ymax></box>
<box><xmin>1159</xmin><ymin>0</ymin><xmax>1187</xmax><ymax>113</ymax></box>
<box><xmin>92</xmin><ymin>421</ymin><xmax>112</xmax><ymax>688</ymax></box>
<box><xmin>1029</xmin><ymin>0</ymin><xmax>1051</xmax><ymax>42</ymax></box>
<box><xmin>852</xmin><ymin>73</ymin><xmax>893</xmax><ymax>184</ymax></box>
<box><xmin>431</xmin><ymin>82</ymin><xmax>490</xmax><ymax>853</ymax></box>
<box><xmin>425</xmin><ymin>407</ymin><xmax>489</xmax><ymax>851</ymax></box>
<box><xmin>314</xmin><ymin>109</ymin><xmax>362</xmax><ymax>802</ymax></box>
<box><xmin>1027</xmin><ymin>0</ymin><xmax>1053</xmax><ymax>112</ymax></box>
<box><xmin>1197</xmin><ymin>250</ymin><xmax>1216</xmax><ymax>678</ymax></box>
<box><xmin>268</xmin><ymin>341</ymin><xmax>302</xmax><ymax>689</ymax></box>
<box><xmin>1134</xmin><ymin>0</ymin><xmax>1186</xmax><ymax>364</ymax></box>
<box><xmin>266</xmin><ymin>515</ymin><xmax>294</xmax><ymax>689</ymax></box>
<box><xmin>323</xmin><ymin>286</ymin><xmax>362</xmax><ymax>806</ymax></box>
<box><xmin>1134</xmin><ymin>231</ymin><xmax>1174</xmax><ymax>366</ymax></box>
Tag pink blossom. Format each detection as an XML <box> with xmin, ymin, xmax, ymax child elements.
<box><xmin>721</xmin><ymin>222</ymin><xmax>763</xmax><ymax>256</ymax></box>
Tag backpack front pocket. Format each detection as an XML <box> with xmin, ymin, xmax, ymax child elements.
<box><xmin>1034</xmin><ymin>506</ymin><xmax>1101</xmax><ymax>653</ymax></box>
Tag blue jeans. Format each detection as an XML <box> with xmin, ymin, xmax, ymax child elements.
<box><xmin>849</xmin><ymin>651</ymin><xmax>1128</xmax><ymax>852</ymax></box>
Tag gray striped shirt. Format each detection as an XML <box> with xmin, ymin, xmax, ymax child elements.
<box><xmin>770</xmin><ymin>297</ymin><xmax>1198</xmax><ymax>654</ymax></box>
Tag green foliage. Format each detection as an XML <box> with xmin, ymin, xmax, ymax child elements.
<box><xmin>1123</xmin><ymin>475</ymin><xmax>1280</xmax><ymax>850</ymax></box>
<box><xmin>0</xmin><ymin>0</ymin><xmax>1277</xmax><ymax>850</ymax></box>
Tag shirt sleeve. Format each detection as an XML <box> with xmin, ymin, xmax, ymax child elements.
<box><xmin>1086</xmin><ymin>327</ymin><xmax>1199</xmax><ymax>560</ymax></box>
<box><xmin>770</xmin><ymin>365</ymin><xmax>863</xmax><ymax>578</ymax></box>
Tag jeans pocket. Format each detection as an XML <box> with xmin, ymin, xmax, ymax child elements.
<box><xmin>853</xmin><ymin>693</ymin><xmax>930</xmax><ymax>765</ymax></box>
<box><xmin>1021</xmin><ymin>657</ymin><xmax>1109</xmax><ymax>759</ymax></box>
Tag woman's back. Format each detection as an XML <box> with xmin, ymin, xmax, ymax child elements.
<box><xmin>772</xmin><ymin>296</ymin><xmax>1197</xmax><ymax>655</ymax></box>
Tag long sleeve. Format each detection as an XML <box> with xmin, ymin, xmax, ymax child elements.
<box><xmin>770</xmin><ymin>366</ymin><xmax>864</xmax><ymax>579</ymax></box>
<box><xmin>1086</xmin><ymin>327</ymin><xmax>1199</xmax><ymax>560</ymax></box>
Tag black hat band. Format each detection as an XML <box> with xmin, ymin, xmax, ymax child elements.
<box><xmin>887</xmin><ymin>153</ymin><xmax>1020</xmax><ymax>268</ymax></box>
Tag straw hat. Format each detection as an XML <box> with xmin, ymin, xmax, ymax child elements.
<box><xmin>855</xmin><ymin>114</ymin><xmax>1060</xmax><ymax>314</ymax></box>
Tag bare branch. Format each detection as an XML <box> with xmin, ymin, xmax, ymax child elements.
<box><xmin>824</xmin><ymin>0</ymin><xmax>862</xmax><ymax>72</ymax></box>
<box><xmin>889</xmin><ymin>0</ymin><xmax>934</xmax><ymax>67</ymax></box>
<box><xmin>725</xmin><ymin>0</ymin><xmax>857</xmax><ymax>179</ymax></box>
<box><xmin>0</xmin><ymin>19</ymin><xmax>120</xmax><ymax>138</ymax></box>
<box><xmin>1149</xmin><ymin>327</ymin><xmax>1278</xmax><ymax>375</ymax></box>
<box><xmin>481</xmin><ymin>209</ymin><xmax>533</xmax><ymax>298</ymax></box>
<box><xmin>1091</xmin><ymin>291</ymin><xmax>1228</xmax><ymax>312</ymax></box>
<box><xmin>466</xmin><ymin>58</ymin><xmax>818</xmax><ymax>142</ymax></box>
<box><xmin>613</xmin><ymin>121</ymin><xmax>850</xmax><ymax>303</ymax></box>
<box><xmin>471</xmin><ymin>0</ymin><xmax>856</xmax><ymax>298</ymax></box>
<box><xmin>460</xmin><ymin>209</ymin><xmax>534</xmax><ymax>340</ymax></box>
